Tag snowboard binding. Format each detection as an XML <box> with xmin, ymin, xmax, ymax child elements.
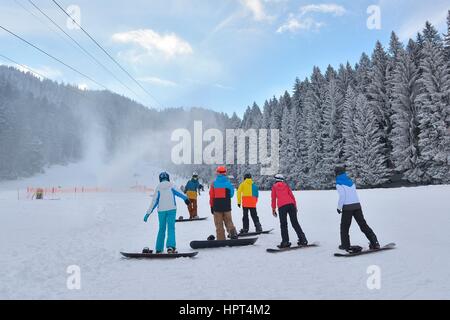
<box><xmin>277</xmin><ymin>242</ymin><xmax>292</xmax><ymax>249</ymax></box>
<box><xmin>142</xmin><ymin>247</ymin><xmax>153</xmax><ymax>254</ymax></box>
<box><xmin>167</xmin><ymin>247</ymin><xmax>178</xmax><ymax>254</ymax></box>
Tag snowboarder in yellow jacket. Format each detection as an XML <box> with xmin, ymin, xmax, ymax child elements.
<box><xmin>237</xmin><ymin>174</ymin><xmax>262</xmax><ymax>234</ymax></box>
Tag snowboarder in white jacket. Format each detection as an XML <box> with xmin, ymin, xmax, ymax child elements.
<box><xmin>144</xmin><ymin>172</ymin><xmax>190</xmax><ymax>254</ymax></box>
<box><xmin>335</xmin><ymin>166</ymin><xmax>380</xmax><ymax>252</ymax></box>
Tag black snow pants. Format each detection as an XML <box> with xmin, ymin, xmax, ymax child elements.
<box><xmin>242</xmin><ymin>208</ymin><xmax>261</xmax><ymax>231</ymax></box>
<box><xmin>340</xmin><ymin>204</ymin><xmax>378</xmax><ymax>248</ymax></box>
<box><xmin>278</xmin><ymin>204</ymin><xmax>307</xmax><ymax>243</ymax></box>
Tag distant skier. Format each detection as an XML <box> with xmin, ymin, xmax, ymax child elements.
<box><xmin>237</xmin><ymin>173</ymin><xmax>262</xmax><ymax>234</ymax></box>
<box><xmin>32</xmin><ymin>188</ymin><xmax>44</xmax><ymax>200</ymax></box>
<box><xmin>335</xmin><ymin>166</ymin><xmax>380</xmax><ymax>252</ymax></box>
<box><xmin>144</xmin><ymin>172</ymin><xmax>191</xmax><ymax>254</ymax></box>
<box><xmin>209</xmin><ymin>166</ymin><xmax>238</xmax><ymax>240</ymax></box>
<box><xmin>271</xmin><ymin>174</ymin><xmax>308</xmax><ymax>248</ymax></box>
<box><xmin>184</xmin><ymin>172</ymin><xmax>204</xmax><ymax>219</ymax></box>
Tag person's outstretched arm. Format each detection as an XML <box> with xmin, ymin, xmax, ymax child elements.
<box><xmin>172</xmin><ymin>185</ymin><xmax>189</xmax><ymax>201</ymax></box>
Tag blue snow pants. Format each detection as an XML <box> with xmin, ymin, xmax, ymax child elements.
<box><xmin>156</xmin><ymin>209</ymin><xmax>177</xmax><ymax>252</ymax></box>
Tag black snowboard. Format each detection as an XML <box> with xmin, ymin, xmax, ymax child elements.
<box><xmin>190</xmin><ymin>237</ymin><xmax>258</xmax><ymax>249</ymax></box>
<box><xmin>238</xmin><ymin>228</ymin><xmax>275</xmax><ymax>238</ymax></box>
<box><xmin>176</xmin><ymin>217</ymin><xmax>208</xmax><ymax>223</ymax></box>
<box><xmin>266</xmin><ymin>242</ymin><xmax>319</xmax><ymax>253</ymax></box>
<box><xmin>334</xmin><ymin>243</ymin><xmax>396</xmax><ymax>257</ymax></box>
<box><xmin>121</xmin><ymin>251</ymin><xmax>199</xmax><ymax>259</ymax></box>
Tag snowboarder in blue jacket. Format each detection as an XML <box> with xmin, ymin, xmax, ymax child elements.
<box><xmin>335</xmin><ymin>166</ymin><xmax>380</xmax><ymax>252</ymax></box>
<box><xmin>144</xmin><ymin>172</ymin><xmax>190</xmax><ymax>254</ymax></box>
<box><xmin>184</xmin><ymin>172</ymin><xmax>204</xmax><ymax>219</ymax></box>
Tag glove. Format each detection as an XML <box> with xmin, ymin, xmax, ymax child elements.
<box><xmin>210</xmin><ymin>207</ymin><xmax>214</xmax><ymax>215</ymax></box>
<box><xmin>272</xmin><ymin>209</ymin><xmax>278</xmax><ymax>218</ymax></box>
<box><xmin>237</xmin><ymin>204</ymin><xmax>241</xmax><ymax>208</ymax></box>
<box><xmin>185</xmin><ymin>199</ymin><xmax>191</xmax><ymax>206</ymax></box>
<box><xmin>337</xmin><ymin>209</ymin><xmax>342</xmax><ymax>215</ymax></box>
<box><xmin>144</xmin><ymin>212</ymin><xmax>151</xmax><ymax>222</ymax></box>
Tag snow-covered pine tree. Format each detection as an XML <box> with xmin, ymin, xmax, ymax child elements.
<box><xmin>280</xmin><ymin>100</ymin><xmax>292</xmax><ymax>180</ymax></box>
<box><xmin>344</xmin><ymin>92</ymin><xmax>390</xmax><ymax>187</ymax></box>
<box><xmin>367</xmin><ymin>41</ymin><xmax>392</xmax><ymax>173</ymax></box>
<box><xmin>387</xmin><ymin>32</ymin><xmax>404</xmax><ymax>115</ymax></box>
<box><xmin>269</xmin><ymin>96</ymin><xmax>282</xmax><ymax>130</ymax></box>
<box><xmin>445</xmin><ymin>11</ymin><xmax>450</xmax><ymax>61</ymax></box>
<box><xmin>325</xmin><ymin>65</ymin><xmax>338</xmax><ymax>82</ymax></box>
<box><xmin>355</xmin><ymin>53</ymin><xmax>372</xmax><ymax>95</ymax></box>
<box><xmin>258</xmin><ymin>100</ymin><xmax>273</xmax><ymax>189</ymax></box>
<box><xmin>390</xmin><ymin>47</ymin><xmax>422</xmax><ymax>182</ymax></box>
<box><xmin>303</xmin><ymin>67</ymin><xmax>328</xmax><ymax>189</ymax></box>
<box><xmin>417</xmin><ymin>31</ymin><xmax>450</xmax><ymax>183</ymax></box>
<box><xmin>322</xmin><ymin>74</ymin><xmax>345</xmax><ymax>188</ymax></box>
<box><xmin>423</xmin><ymin>21</ymin><xmax>442</xmax><ymax>45</ymax></box>
<box><xmin>238</xmin><ymin>103</ymin><xmax>263</xmax><ymax>184</ymax></box>
<box><xmin>342</xmin><ymin>87</ymin><xmax>358</xmax><ymax>168</ymax></box>
<box><xmin>291</xmin><ymin>78</ymin><xmax>310</xmax><ymax>189</ymax></box>
<box><xmin>337</xmin><ymin>63</ymin><xmax>356</xmax><ymax>94</ymax></box>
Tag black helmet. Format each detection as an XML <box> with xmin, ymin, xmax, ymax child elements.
<box><xmin>244</xmin><ymin>173</ymin><xmax>252</xmax><ymax>179</ymax></box>
<box><xmin>335</xmin><ymin>166</ymin><xmax>346</xmax><ymax>177</ymax></box>
<box><xmin>159</xmin><ymin>172</ymin><xmax>170</xmax><ymax>182</ymax></box>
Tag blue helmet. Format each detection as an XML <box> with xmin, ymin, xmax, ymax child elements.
<box><xmin>159</xmin><ymin>172</ymin><xmax>170</xmax><ymax>182</ymax></box>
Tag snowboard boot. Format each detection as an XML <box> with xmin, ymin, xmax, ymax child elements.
<box><xmin>298</xmin><ymin>239</ymin><xmax>308</xmax><ymax>247</ymax></box>
<box><xmin>239</xmin><ymin>228</ymin><xmax>249</xmax><ymax>235</ymax></box>
<box><xmin>229</xmin><ymin>229</ymin><xmax>239</xmax><ymax>240</ymax></box>
<box><xmin>167</xmin><ymin>247</ymin><xmax>178</xmax><ymax>254</ymax></box>
<box><xmin>142</xmin><ymin>247</ymin><xmax>152</xmax><ymax>254</ymax></box>
<box><xmin>277</xmin><ymin>242</ymin><xmax>292</xmax><ymax>249</ymax></box>
<box><xmin>255</xmin><ymin>224</ymin><xmax>263</xmax><ymax>233</ymax></box>
<box><xmin>369</xmin><ymin>241</ymin><xmax>381</xmax><ymax>250</ymax></box>
<box><xmin>339</xmin><ymin>245</ymin><xmax>362</xmax><ymax>253</ymax></box>
<box><xmin>348</xmin><ymin>245</ymin><xmax>363</xmax><ymax>253</ymax></box>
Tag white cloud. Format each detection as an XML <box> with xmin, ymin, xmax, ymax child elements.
<box><xmin>138</xmin><ymin>77</ymin><xmax>178</xmax><ymax>87</ymax></box>
<box><xmin>299</xmin><ymin>3</ymin><xmax>346</xmax><ymax>17</ymax></box>
<box><xmin>277</xmin><ymin>3</ymin><xmax>346</xmax><ymax>34</ymax></box>
<box><xmin>214</xmin><ymin>83</ymin><xmax>234</xmax><ymax>90</ymax></box>
<box><xmin>112</xmin><ymin>29</ymin><xmax>193</xmax><ymax>59</ymax></box>
<box><xmin>277</xmin><ymin>15</ymin><xmax>325</xmax><ymax>33</ymax></box>
<box><xmin>240</xmin><ymin>0</ymin><xmax>272</xmax><ymax>21</ymax></box>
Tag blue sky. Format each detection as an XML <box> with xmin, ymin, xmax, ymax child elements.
<box><xmin>0</xmin><ymin>0</ymin><xmax>449</xmax><ymax>115</ymax></box>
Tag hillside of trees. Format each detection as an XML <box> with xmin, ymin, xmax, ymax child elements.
<box><xmin>0</xmin><ymin>66</ymin><xmax>234</xmax><ymax>180</ymax></box>
<box><xmin>230</xmin><ymin>17</ymin><xmax>450</xmax><ymax>190</ymax></box>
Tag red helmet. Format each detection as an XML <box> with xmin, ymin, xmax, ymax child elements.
<box><xmin>216</xmin><ymin>166</ymin><xmax>227</xmax><ymax>175</ymax></box>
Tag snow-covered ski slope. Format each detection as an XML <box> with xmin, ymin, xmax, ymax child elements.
<box><xmin>0</xmin><ymin>164</ymin><xmax>449</xmax><ymax>299</ymax></box>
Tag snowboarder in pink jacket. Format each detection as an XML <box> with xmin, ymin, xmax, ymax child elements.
<box><xmin>271</xmin><ymin>174</ymin><xmax>308</xmax><ymax>248</ymax></box>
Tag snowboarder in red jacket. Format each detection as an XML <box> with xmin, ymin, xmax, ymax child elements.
<box><xmin>271</xmin><ymin>174</ymin><xmax>308</xmax><ymax>248</ymax></box>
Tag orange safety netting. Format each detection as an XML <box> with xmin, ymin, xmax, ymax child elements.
<box><xmin>26</xmin><ymin>186</ymin><xmax>154</xmax><ymax>194</ymax></box>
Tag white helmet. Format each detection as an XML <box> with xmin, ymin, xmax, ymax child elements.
<box><xmin>274</xmin><ymin>174</ymin><xmax>285</xmax><ymax>181</ymax></box>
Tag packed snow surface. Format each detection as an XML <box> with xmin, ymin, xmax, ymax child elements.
<box><xmin>1</xmin><ymin>164</ymin><xmax>449</xmax><ymax>299</ymax></box>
